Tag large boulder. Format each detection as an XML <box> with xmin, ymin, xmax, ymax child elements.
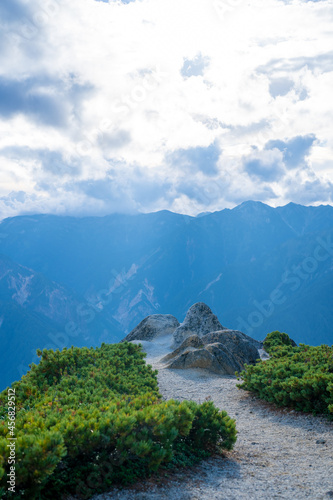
<box><xmin>203</xmin><ymin>330</ymin><xmax>262</xmax><ymax>366</ymax></box>
<box><xmin>172</xmin><ymin>302</ymin><xmax>225</xmax><ymax>347</ymax></box>
<box><xmin>165</xmin><ymin>347</ymin><xmax>222</xmax><ymax>373</ymax></box>
<box><xmin>121</xmin><ymin>314</ymin><xmax>179</xmax><ymax>342</ymax></box>
<box><xmin>162</xmin><ymin>329</ymin><xmax>262</xmax><ymax>375</ymax></box>
<box><xmin>161</xmin><ymin>334</ymin><xmax>204</xmax><ymax>363</ymax></box>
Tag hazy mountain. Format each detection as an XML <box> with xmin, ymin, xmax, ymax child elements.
<box><xmin>0</xmin><ymin>254</ymin><xmax>122</xmax><ymax>389</ymax></box>
<box><xmin>0</xmin><ymin>201</ymin><xmax>332</xmax><ymax>389</ymax></box>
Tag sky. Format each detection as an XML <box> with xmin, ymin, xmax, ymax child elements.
<box><xmin>0</xmin><ymin>0</ymin><xmax>333</xmax><ymax>219</ymax></box>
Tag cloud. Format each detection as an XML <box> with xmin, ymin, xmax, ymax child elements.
<box><xmin>70</xmin><ymin>178</ymin><xmax>124</xmax><ymax>202</ymax></box>
<box><xmin>269</xmin><ymin>77</ymin><xmax>294</xmax><ymax>98</ymax></box>
<box><xmin>222</xmin><ymin>119</ymin><xmax>270</xmax><ymax>138</ymax></box>
<box><xmin>0</xmin><ymin>76</ymin><xmax>93</xmax><ymax>127</ymax></box>
<box><xmin>0</xmin><ymin>0</ymin><xmax>332</xmax><ymax>218</ymax></box>
<box><xmin>0</xmin><ymin>190</ymin><xmax>27</xmax><ymax>207</ymax></box>
<box><xmin>62</xmin><ymin>169</ymin><xmax>173</xmax><ymax>214</ymax></box>
<box><xmin>98</xmin><ymin>130</ymin><xmax>131</xmax><ymax>152</ymax></box>
<box><xmin>243</xmin><ymin>154</ymin><xmax>285</xmax><ymax>182</ymax></box>
<box><xmin>0</xmin><ymin>78</ymin><xmax>67</xmax><ymax>127</ymax></box>
<box><xmin>0</xmin><ymin>0</ymin><xmax>49</xmax><ymax>60</ymax></box>
<box><xmin>181</xmin><ymin>53</ymin><xmax>210</xmax><ymax>78</ymax></box>
<box><xmin>167</xmin><ymin>142</ymin><xmax>220</xmax><ymax>177</ymax></box>
<box><xmin>0</xmin><ymin>0</ymin><xmax>31</xmax><ymax>22</ymax></box>
<box><xmin>0</xmin><ymin>146</ymin><xmax>82</xmax><ymax>177</ymax></box>
<box><xmin>177</xmin><ymin>180</ymin><xmax>222</xmax><ymax>206</ymax></box>
<box><xmin>284</xmin><ymin>175</ymin><xmax>333</xmax><ymax>205</ymax></box>
<box><xmin>175</xmin><ymin>172</ymin><xmax>277</xmax><ymax>210</ymax></box>
<box><xmin>265</xmin><ymin>135</ymin><xmax>316</xmax><ymax>169</ymax></box>
<box><xmin>257</xmin><ymin>51</ymin><xmax>333</xmax><ymax>76</ymax></box>
<box><xmin>39</xmin><ymin>151</ymin><xmax>82</xmax><ymax>177</ymax></box>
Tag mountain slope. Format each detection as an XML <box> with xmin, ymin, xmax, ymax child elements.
<box><xmin>0</xmin><ymin>202</ymin><xmax>332</xmax><ymax>389</ymax></box>
<box><xmin>0</xmin><ymin>254</ymin><xmax>122</xmax><ymax>389</ymax></box>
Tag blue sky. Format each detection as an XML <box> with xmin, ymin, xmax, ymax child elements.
<box><xmin>0</xmin><ymin>0</ymin><xmax>332</xmax><ymax>218</ymax></box>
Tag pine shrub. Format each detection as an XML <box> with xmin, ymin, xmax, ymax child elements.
<box><xmin>263</xmin><ymin>330</ymin><xmax>295</xmax><ymax>354</ymax></box>
<box><xmin>238</xmin><ymin>336</ymin><xmax>333</xmax><ymax>417</ymax></box>
<box><xmin>0</xmin><ymin>342</ymin><xmax>236</xmax><ymax>499</ymax></box>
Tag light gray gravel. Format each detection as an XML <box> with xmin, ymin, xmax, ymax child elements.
<box><xmin>91</xmin><ymin>340</ymin><xmax>333</xmax><ymax>500</ymax></box>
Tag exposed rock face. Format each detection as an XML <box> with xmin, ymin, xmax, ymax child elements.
<box><xmin>161</xmin><ymin>334</ymin><xmax>241</xmax><ymax>375</ymax></box>
<box><xmin>121</xmin><ymin>314</ymin><xmax>179</xmax><ymax>342</ymax></box>
<box><xmin>162</xmin><ymin>329</ymin><xmax>262</xmax><ymax>375</ymax></box>
<box><xmin>160</xmin><ymin>335</ymin><xmax>204</xmax><ymax>363</ymax></box>
<box><xmin>172</xmin><ymin>302</ymin><xmax>225</xmax><ymax>347</ymax></box>
<box><xmin>166</xmin><ymin>347</ymin><xmax>222</xmax><ymax>373</ymax></box>
<box><xmin>121</xmin><ymin>303</ymin><xmax>263</xmax><ymax>375</ymax></box>
<box><xmin>203</xmin><ymin>330</ymin><xmax>262</xmax><ymax>365</ymax></box>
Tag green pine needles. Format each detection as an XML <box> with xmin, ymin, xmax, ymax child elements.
<box><xmin>0</xmin><ymin>343</ymin><xmax>237</xmax><ymax>499</ymax></box>
<box><xmin>263</xmin><ymin>330</ymin><xmax>296</xmax><ymax>353</ymax></box>
<box><xmin>238</xmin><ymin>331</ymin><xmax>333</xmax><ymax>417</ymax></box>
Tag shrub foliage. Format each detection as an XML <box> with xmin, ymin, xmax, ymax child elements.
<box><xmin>238</xmin><ymin>331</ymin><xmax>333</xmax><ymax>417</ymax></box>
<box><xmin>263</xmin><ymin>330</ymin><xmax>296</xmax><ymax>353</ymax></box>
<box><xmin>0</xmin><ymin>343</ymin><xmax>236</xmax><ymax>499</ymax></box>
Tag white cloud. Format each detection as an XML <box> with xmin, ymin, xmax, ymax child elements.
<box><xmin>0</xmin><ymin>0</ymin><xmax>332</xmax><ymax>219</ymax></box>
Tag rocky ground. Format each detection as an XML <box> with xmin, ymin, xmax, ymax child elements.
<box><xmin>91</xmin><ymin>339</ymin><xmax>333</xmax><ymax>500</ymax></box>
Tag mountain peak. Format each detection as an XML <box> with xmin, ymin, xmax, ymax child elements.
<box><xmin>234</xmin><ymin>200</ymin><xmax>271</xmax><ymax>212</ymax></box>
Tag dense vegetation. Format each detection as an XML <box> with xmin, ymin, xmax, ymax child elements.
<box><xmin>0</xmin><ymin>343</ymin><xmax>237</xmax><ymax>499</ymax></box>
<box><xmin>263</xmin><ymin>330</ymin><xmax>296</xmax><ymax>353</ymax></box>
<box><xmin>238</xmin><ymin>331</ymin><xmax>333</xmax><ymax>417</ymax></box>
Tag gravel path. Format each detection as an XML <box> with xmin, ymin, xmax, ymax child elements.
<box><xmin>92</xmin><ymin>340</ymin><xmax>333</xmax><ymax>500</ymax></box>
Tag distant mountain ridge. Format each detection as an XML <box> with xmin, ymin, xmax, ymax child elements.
<box><xmin>0</xmin><ymin>201</ymin><xmax>332</xmax><ymax>389</ymax></box>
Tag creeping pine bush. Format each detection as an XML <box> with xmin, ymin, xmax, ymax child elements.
<box><xmin>0</xmin><ymin>343</ymin><xmax>237</xmax><ymax>499</ymax></box>
<box><xmin>263</xmin><ymin>330</ymin><xmax>296</xmax><ymax>354</ymax></box>
<box><xmin>237</xmin><ymin>331</ymin><xmax>333</xmax><ymax>417</ymax></box>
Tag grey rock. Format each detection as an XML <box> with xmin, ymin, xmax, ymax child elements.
<box><xmin>121</xmin><ymin>303</ymin><xmax>262</xmax><ymax>376</ymax></box>
<box><xmin>172</xmin><ymin>302</ymin><xmax>225</xmax><ymax>347</ymax></box>
<box><xmin>160</xmin><ymin>334</ymin><xmax>204</xmax><ymax>363</ymax></box>
<box><xmin>121</xmin><ymin>314</ymin><xmax>179</xmax><ymax>342</ymax></box>
<box><xmin>202</xmin><ymin>330</ymin><xmax>262</xmax><ymax>366</ymax></box>
<box><xmin>165</xmin><ymin>347</ymin><xmax>222</xmax><ymax>372</ymax></box>
<box><xmin>205</xmin><ymin>343</ymin><xmax>243</xmax><ymax>374</ymax></box>
<box><xmin>203</xmin><ymin>329</ymin><xmax>262</xmax><ymax>349</ymax></box>
<box><xmin>258</xmin><ymin>348</ymin><xmax>270</xmax><ymax>361</ymax></box>
<box><xmin>164</xmin><ymin>326</ymin><xmax>262</xmax><ymax>375</ymax></box>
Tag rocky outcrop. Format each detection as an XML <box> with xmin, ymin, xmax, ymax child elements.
<box><xmin>203</xmin><ymin>330</ymin><xmax>262</xmax><ymax>366</ymax></box>
<box><xmin>121</xmin><ymin>314</ymin><xmax>179</xmax><ymax>342</ymax></box>
<box><xmin>165</xmin><ymin>347</ymin><xmax>224</xmax><ymax>373</ymax></box>
<box><xmin>172</xmin><ymin>302</ymin><xmax>225</xmax><ymax>347</ymax></box>
<box><xmin>162</xmin><ymin>329</ymin><xmax>262</xmax><ymax>375</ymax></box>
<box><xmin>161</xmin><ymin>335</ymin><xmax>204</xmax><ymax>363</ymax></box>
<box><xmin>161</xmin><ymin>334</ymin><xmax>242</xmax><ymax>374</ymax></box>
<box><xmin>121</xmin><ymin>303</ymin><xmax>263</xmax><ymax>375</ymax></box>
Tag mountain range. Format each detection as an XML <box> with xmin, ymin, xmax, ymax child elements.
<box><xmin>0</xmin><ymin>200</ymin><xmax>332</xmax><ymax>390</ymax></box>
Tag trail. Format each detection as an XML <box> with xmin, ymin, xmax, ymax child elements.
<box><xmin>93</xmin><ymin>339</ymin><xmax>333</xmax><ymax>500</ymax></box>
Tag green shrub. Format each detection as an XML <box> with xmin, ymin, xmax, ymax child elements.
<box><xmin>263</xmin><ymin>330</ymin><xmax>296</xmax><ymax>354</ymax></box>
<box><xmin>184</xmin><ymin>400</ymin><xmax>236</xmax><ymax>451</ymax></box>
<box><xmin>238</xmin><ymin>342</ymin><xmax>333</xmax><ymax>417</ymax></box>
<box><xmin>0</xmin><ymin>342</ymin><xmax>236</xmax><ymax>499</ymax></box>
